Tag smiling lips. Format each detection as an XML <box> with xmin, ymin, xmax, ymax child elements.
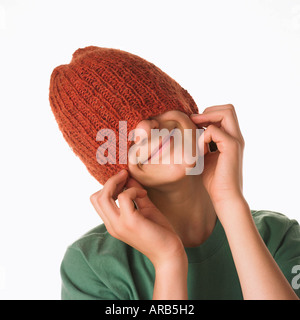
<box><xmin>141</xmin><ymin>128</ymin><xmax>176</xmax><ymax>164</ymax></box>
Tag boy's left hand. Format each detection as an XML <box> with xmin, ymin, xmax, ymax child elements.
<box><xmin>190</xmin><ymin>104</ymin><xmax>245</xmax><ymax>209</ymax></box>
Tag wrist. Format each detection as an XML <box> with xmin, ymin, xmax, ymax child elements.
<box><xmin>154</xmin><ymin>249</ymin><xmax>188</xmax><ymax>273</ymax></box>
<box><xmin>212</xmin><ymin>194</ymin><xmax>251</xmax><ymax>227</ymax></box>
<box><xmin>153</xmin><ymin>253</ymin><xmax>188</xmax><ymax>300</ymax></box>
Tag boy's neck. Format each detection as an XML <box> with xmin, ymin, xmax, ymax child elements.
<box><xmin>145</xmin><ymin>174</ymin><xmax>217</xmax><ymax>248</ymax></box>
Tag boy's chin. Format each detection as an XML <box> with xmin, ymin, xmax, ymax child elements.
<box><xmin>139</xmin><ymin>163</ymin><xmax>200</xmax><ymax>186</ymax></box>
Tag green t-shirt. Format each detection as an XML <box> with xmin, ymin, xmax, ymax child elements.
<box><xmin>60</xmin><ymin>210</ymin><xmax>300</xmax><ymax>299</ymax></box>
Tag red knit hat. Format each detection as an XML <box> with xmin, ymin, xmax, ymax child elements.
<box><xmin>49</xmin><ymin>46</ymin><xmax>199</xmax><ymax>185</ymax></box>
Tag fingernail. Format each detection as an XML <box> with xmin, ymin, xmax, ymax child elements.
<box><xmin>118</xmin><ymin>169</ymin><xmax>127</xmax><ymax>175</ymax></box>
<box><xmin>190</xmin><ymin>114</ymin><xmax>198</xmax><ymax>117</ymax></box>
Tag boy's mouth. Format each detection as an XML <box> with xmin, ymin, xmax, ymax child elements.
<box><xmin>142</xmin><ymin>128</ymin><xmax>176</xmax><ymax>164</ymax></box>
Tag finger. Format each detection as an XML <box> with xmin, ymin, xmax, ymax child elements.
<box><xmin>203</xmin><ymin>104</ymin><xmax>241</xmax><ymax>135</ymax></box>
<box><xmin>190</xmin><ymin>103</ymin><xmax>234</xmax><ymax>128</ymax></box>
<box><xmin>202</xmin><ymin>104</ymin><xmax>235</xmax><ymax>114</ymax></box>
<box><xmin>191</xmin><ymin>116</ymin><xmax>222</xmax><ymax>129</ymax></box>
<box><xmin>190</xmin><ymin>108</ymin><xmax>243</xmax><ymax>142</ymax></box>
<box><xmin>120</xmin><ymin>184</ymin><xmax>173</xmax><ymax>230</ymax></box>
<box><xmin>192</xmin><ymin>104</ymin><xmax>239</xmax><ymax>127</ymax></box>
<box><xmin>103</xmin><ymin>169</ymin><xmax>129</xmax><ymax>200</ymax></box>
<box><xmin>125</xmin><ymin>177</ymin><xmax>160</xmax><ymax>210</ymax></box>
<box><xmin>95</xmin><ymin>170</ymin><xmax>129</xmax><ymax>222</ymax></box>
<box><xmin>198</xmin><ymin>124</ymin><xmax>238</xmax><ymax>154</ymax></box>
<box><xmin>118</xmin><ymin>187</ymin><xmax>147</xmax><ymax>215</ymax></box>
<box><xmin>90</xmin><ymin>189</ymin><xmax>117</xmax><ymax>233</ymax></box>
<box><xmin>190</xmin><ymin>104</ymin><xmax>235</xmax><ymax>118</ymax></box>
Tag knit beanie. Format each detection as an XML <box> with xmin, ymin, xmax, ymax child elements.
<box><xmin>49</xmin><ymin>46</ymin><xmax>199</xmax><ymax>185</ymax></box>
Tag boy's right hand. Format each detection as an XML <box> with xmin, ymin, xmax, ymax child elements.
<box><xmin>90</xmin><ymin>169</ymin><xmax>187</xmax><ymax>270</ymax></box>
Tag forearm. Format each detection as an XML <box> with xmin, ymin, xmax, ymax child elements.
<box><xmin>215</xmin><ymin>197</ymin><xmax>299</xmax><ymax>300</ymax></box>
<box><xmin>152</xmin><ymin>254</ymin><xmax>188</xmax><ymax>300</ymax></box>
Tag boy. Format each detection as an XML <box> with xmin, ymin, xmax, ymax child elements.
<box><xmin>49</xmin><ymin>46</ymin><xmax>300</xmax><ymax>299</ymax></box>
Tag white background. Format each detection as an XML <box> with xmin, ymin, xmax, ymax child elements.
<box><xmin>0</xmin><ymin>0</ymin><xmax>299</xmax><ymax>299</ymax></box>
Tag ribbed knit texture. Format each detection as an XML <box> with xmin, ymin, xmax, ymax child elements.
<box><xmin>49</xmin><ymin>46</ymin><xmax>199</xmax><ymax>185</ymax></box>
